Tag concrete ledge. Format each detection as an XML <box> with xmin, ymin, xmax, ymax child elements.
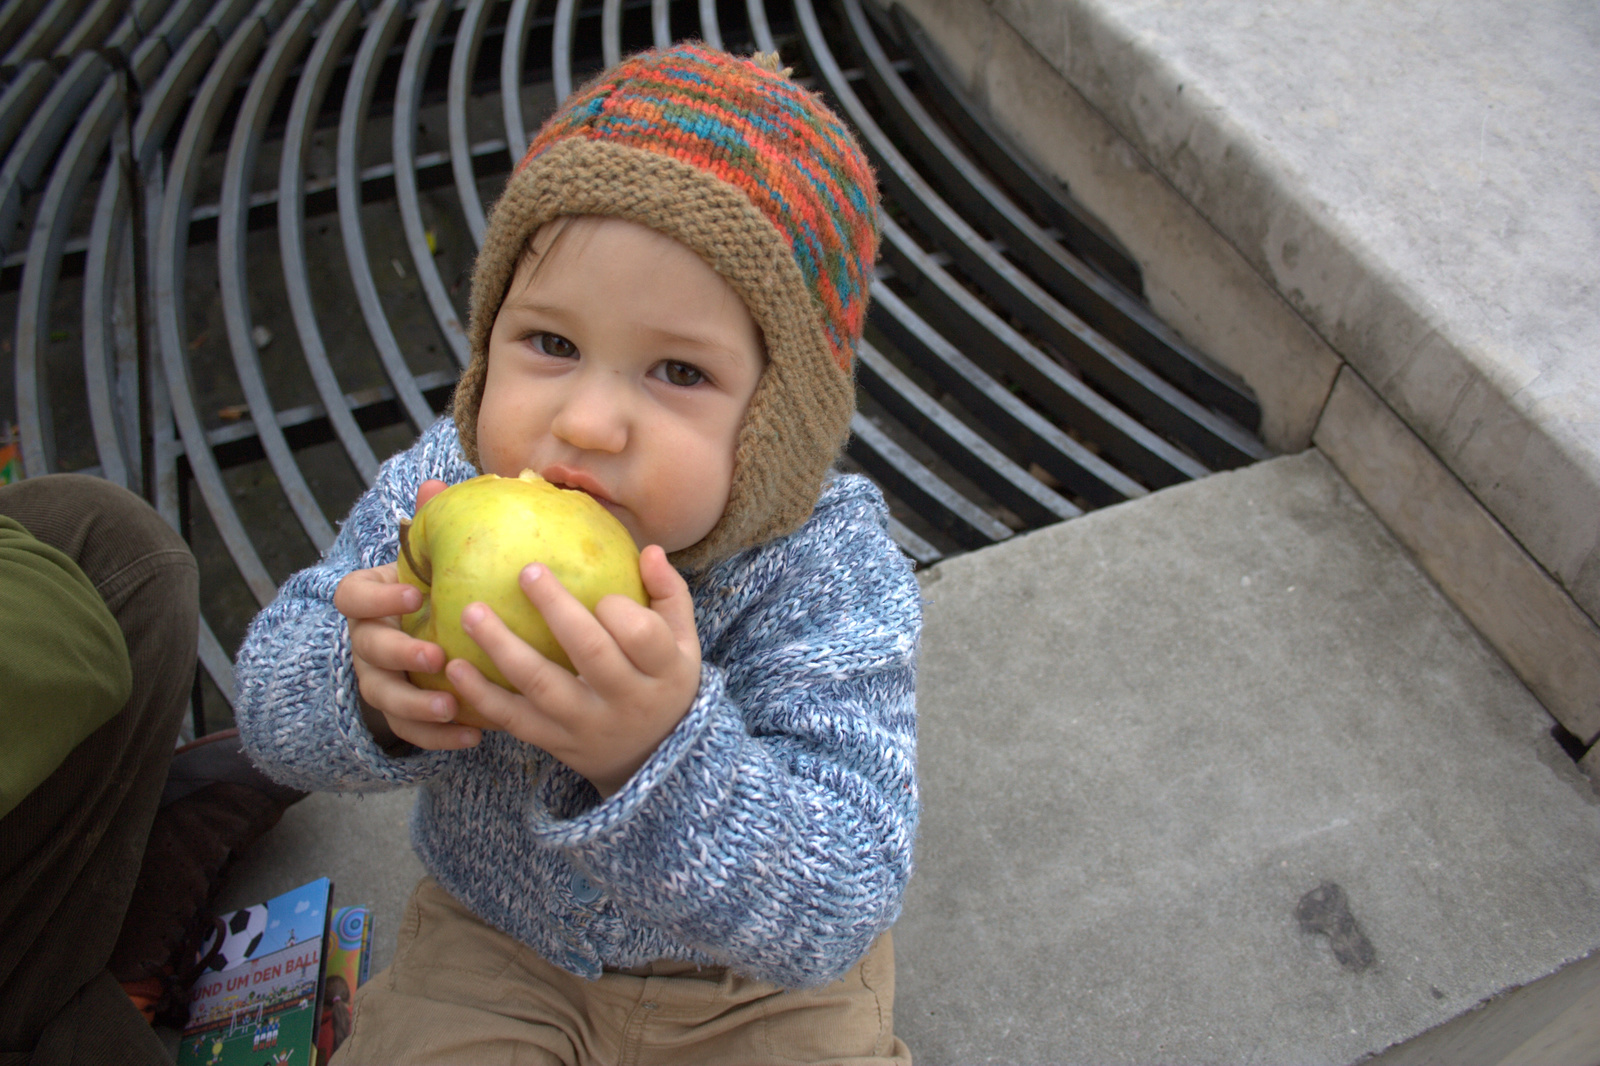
<box><xmin>1365</xmin><ymin>948</ymin><xmax>1600</xmax><ymax>1066</ymax></box>
<box><xmin>896</xmin><ymin>451</ymin><xmax>1600</xmax><ymax>1064</ymax></box>
<box><xmin>1314</xmin><ymin>368</ymin><xmax>1600</xmax><ymax>745</ymax></box>
<box><xmin>931</xmin><ymin>0</ymin><xmax>1600</xmax><ymax>627</ymax></box>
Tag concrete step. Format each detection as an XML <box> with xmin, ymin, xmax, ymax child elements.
<box><xmin>897</xmin><ymin>451</ymin><xmax>1600</xmax><ymax>1064</ymax></box>
<box><xmin>211</xmin><ymin>450</ymin><xmax>1600</xmax><ymax>1063</ymax></box>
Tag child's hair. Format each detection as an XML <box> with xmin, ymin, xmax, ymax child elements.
<box><xmin>453</xmin><ymin>43</ymin><xmax>880</xmax><ymax>570</ymax></box>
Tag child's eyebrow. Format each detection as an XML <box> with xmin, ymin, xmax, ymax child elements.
<box><xmin>635</xmin><ymin>323</ymin><xmax>762</xmax><ymax>363</ymax></box>
<box><xmin>496</xmin><ymin>296</ymin><xmax>572</xmax><ymax>321</ymax></box>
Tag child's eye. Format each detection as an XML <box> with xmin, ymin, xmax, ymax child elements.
<box><xmin>533</xmin><ymin>332</ymin><xmax>577</xmax><ymax>358</ymax></box>
<box><xmin>659</xmin><ymin>361</ymin><xmax>705</xmax><ymax>387</ymax></box>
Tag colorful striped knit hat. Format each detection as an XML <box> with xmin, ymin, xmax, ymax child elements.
<box><xmin>454</xmin><ymin>43</ymin><xmax>880</xmax><ymax>570</ymax></box>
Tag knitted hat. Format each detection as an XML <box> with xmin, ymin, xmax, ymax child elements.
<box><xmin>453</xmin><ymin>43</ymin><xmax>879</xmax><ymax>571</ymax></box>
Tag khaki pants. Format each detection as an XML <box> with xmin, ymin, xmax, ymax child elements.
<box><xmin>333</xmin><ymin>877</ymin><xmax>912</xmax><ymax>1065</ymax></box>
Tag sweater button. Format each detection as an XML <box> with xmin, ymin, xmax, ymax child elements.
<box><xmin>571</xmin><ymin>872</ymin><xmax>601</xmax><ymax>903</ymax></box>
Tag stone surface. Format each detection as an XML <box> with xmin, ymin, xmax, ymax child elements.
<box><xmin>1366</xmin><ymin>948</ymin><xmax>1600</xmax><ymax>1066</ymax></box>
<box><xmin>1315</xmin><ymin>367</ymin><xmax>1600</xmax><ymax>744</ymax></box>
<box><xmin>894</xmin><ymin>451</ymin><xmax>1600</xmax><ymax>1065</ymax></box>
<box><xmin>913</xmin><ymin>0</ymin><xmax>1600</xmax><ymax>625</ymax></box>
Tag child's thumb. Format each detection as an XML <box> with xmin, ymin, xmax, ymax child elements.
<box><xmin>639</xmin><ymin>545</ymin><xmax>697</xmax><ymax>642</ymax></box>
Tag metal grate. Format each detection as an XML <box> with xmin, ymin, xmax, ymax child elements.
<box><xmin>0</xmin><ymin>0</ymin><xmax>1267</xmax><ymax>731</ymax></box>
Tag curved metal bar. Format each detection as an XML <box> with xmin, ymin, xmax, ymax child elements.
<box><xmin>600</xmin><ymin>0</ymin><xmax>620</xmax><ymax>68</ymax></box>
<box><xmin>847</xmin><ymin>411</ymin><xmax>1011</xmax><ymax>550</ymax></box>
<box><xmin>153</xmin><ymin>15</ymin><xmax>281</xmax><ymax>605</ymax></box>
<box><xmin>142</xmin><ymin>164</ymin><xmax>181</xmax><ymax>524</ymax></box>
<box><xmin>879</xmin><ymin>212</ymin><xmax>1206</xmax><ymax>489</ymax></box>
<box><xmin>394</xmin><ymin>0</ymin><xmax>470</xmax><ymax>369</ymax></box>
<box><xmin>551</xmin><ymin>0</ymin><xmax>575</xmax><ymax>102</ymax></box>
<box><xmin>278</xmin><ymin>0</ymin><xmax>379</xmax><ymax>482</ymax></box>
<box><xmin>82</xmin><ymin>176</ymin><xmax>133</xmax><ymax>486</ymax></box>
<box><xmin>197</xmin><ymin>614</ymin><xmax>238</xmax><ymax>713</ymax></box>
<box><xmin>146</xmin><ymin>0</ymin><xmax>210</xmax><ymax>53</ymax></box>
<box><xmin>0</xmin><ymin>0</ymin><xmax>50</xmax><ymax>56</ymax></box>
<box><xmin>200</xmin><ymin>0</ymin><xmax>258</xmax><ymax>36</ymax></box>
<box><xmin>82</xmin><ymin>157</ymin><xmax>136</xmax><ymax>490</ymax></box>
<box><xmin>697</xmin><ymin>0</ymin><xmax>722</xmax><ymax>51</ymax></box>
<box><xmin>0</xmin><ymin>60</ymin><xmax>53</xmax><ymax>162</ymax></box>
<box><xmin>336</xmin><ymin>0</ymin><xmax>436</xmax><ymax>433</ymax></box>
<box><xmin>885</xmin><ymin>514</ymin><xmax>940</xmax><ymax>567</ymax></box>
<box><xmin>857</xmin><ymin>339</ymin><xmax>1079</xmax><ymax>527</ymax></box>
<box><xmin>889</xmin><ymin>4</ymin><xmax>1141</xmax><ymax>296</ymax></box>
<box><xmin>793</xmin><ymin>0</ymin><xmax>1266</xmax><ymax>470</ymax></box>
<box><xmin>447</xmin><ymin>0</ymin><xmax>491</xmax><ymax>246</ymax></box>
<box><xmin>650</xmin><ymin>0</ymin><xmax>669</xmax><ymax>48</ymax></box>
<box><xmin>0</xmin><ymin>51</ymin><xmax>107</xmax><ymax>258</ymax></box>
<box><xmin>52</xmin><ymin>0</ymin><xmax>121</xmax><ymax>59</ymax></box>
<box><xmin>500</xmin><ymin>0</ymin><xmax>535</xmax><ymax>156</ymax></box>
<box><xmin>842</xmin><ymin>0</ymin><xmax>1260</xmax><ymax>431</ymax></box>
<box><xmin>1</xmin><ymin>0</ymin><xmax>86</xmax><ymax>67</ymax></box>
<box><xmin>97</xmin><ymin>0</ymin><xmax>163</xmax><ymax>58</ymax></box>
<box><xmin>219</xmin><ymin>0</ymin><xmax>336</xmax><ymax>551</ymax></box>
<box><xmin>744</xmin><ymin>0</ymin><xmax>774</xmax><ymax>54</ymax></box>
<box><xmin>870</xmin><ymin>280</ymin><xmax>1144</xmax><ymax>507</ymax></box>
<box><xmin>78</xmin><ymin>33</ymin><xmax>180</xmax><ymax>492</ymax></box>
<box><xmin>14</xmin><ymin>72</ymin><xmax>126</xmax><ymax>479</ymax></box>
<box><xmin>129</xmin><ymin>0</ymin><xmax>219</xmax><ymax>165</ymax></box>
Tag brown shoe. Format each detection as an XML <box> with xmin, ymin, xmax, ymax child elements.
<box><xmin>110</xmin><ymin>729</ymin><xmax>308</xmax><ymax>1025</ymax></box>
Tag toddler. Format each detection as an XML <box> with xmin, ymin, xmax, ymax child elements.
<box><xmin>236</xmin><ymin>43</ymin><xmax>920</xmax><ymax>1064</ymax></box>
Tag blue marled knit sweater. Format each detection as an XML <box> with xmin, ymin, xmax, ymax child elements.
<box><xmin>234</xmin><ymin>417</ymin><xmax>921</xmax><ymax>989</ymax></box>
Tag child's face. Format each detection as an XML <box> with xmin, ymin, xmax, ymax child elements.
<box><xmin>477</xmin><ymin>217</ymin><xmax>766</xmax><ymax>554</ymax></box>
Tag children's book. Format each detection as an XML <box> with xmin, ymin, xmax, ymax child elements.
<box><xmin>177</xmin><ymin>877</ymin><xmax>332</xmax><ymax>1066</ymax></box>
<box><xmin>315</xmin><ymin>906</ymin><xmax>372</xmax><ymax>1063</ymax></box>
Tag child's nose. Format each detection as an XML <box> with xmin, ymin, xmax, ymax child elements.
<box><xmin>550</xmin><ymin>371</ymin><xmax>629</xmax><ymax>453</ymax></box>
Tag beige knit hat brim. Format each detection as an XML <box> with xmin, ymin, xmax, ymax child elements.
<box><xmin>454</xmin><ymin>139</ymin><xmax>857</xmax><ymax>571</ymax></box>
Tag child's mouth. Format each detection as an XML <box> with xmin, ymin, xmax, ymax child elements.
<box><xmin>542</xmin><ymin>467</ymin><xmax>612</xmax><ymax>507</ymax></box>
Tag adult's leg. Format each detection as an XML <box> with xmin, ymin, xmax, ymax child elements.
<box><xmin>0</xmin><ymin>474</ymin><xmax>197</xmax><ymax>1065</ymax></box>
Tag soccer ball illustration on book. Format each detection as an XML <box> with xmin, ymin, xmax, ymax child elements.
<box><xmin>196</xmin><ymin>903</ymin><xmax>268</xmax><ymax>973</ymax></box>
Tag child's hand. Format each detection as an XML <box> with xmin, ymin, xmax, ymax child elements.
<box><xmin>332</xmin><ymin>480</ymin><xmax>479</xmax><ymax>751</ymax></box>
<box><xmin>443</xmin><ymin>544</ymin><xmax>701</xmax><ymax>797</ymax></box>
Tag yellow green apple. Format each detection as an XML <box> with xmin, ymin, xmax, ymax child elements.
<box><xmin>396</xmin><ymin>470</ymin><xmax>647</xmax><ymax>729</ymax></box>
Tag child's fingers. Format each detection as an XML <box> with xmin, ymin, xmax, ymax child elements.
<box><xmin>515</xmin><ymin>563</ymin><xmax>635</xmax><ymax>680</ymax></box>
<box><xmin>416</xmin><ymin>479</ymin><xmax>448</xmax><ymax>512</ymax></box>
<box><xmin>591</xmin><ymin>545</ymin><xmax>698</xmax><ymax>679</ymax></box>
<box><xmin>350</xmin><ymin>618</ymin><xmax>444</xmax><ymax>675</ymax></box>
<box><xmin>386</xmin><ymin>713</ymin><xmax>481</xmax><ymax>751</ymax></box>
<box><xmin>593</xmin><ymin>595</ymin><xmax>680</xmax><ymax>678</ymax></box>
<box><xmin>335</xmin><ymin>563</ymin><xmax>419</xmax><ymax>621</ymax></box>
<box><xmin>443</xmin><ymin>656</ymin><xmax>569</xmax><ymax>751</ymax></box>
<box><xmin>639</xmin><ymin>545</ymin><xmax>699</xmax><ymax>649</ymax></box>
<box><xmin>354</xmin><ymin>662</ymin><xmax>455</xmax><ymax>726</ymax></box>
<box><xmin>457</xmin><ymin>600</ymin><xmax>587</xmax><ymax>710</ymax></box>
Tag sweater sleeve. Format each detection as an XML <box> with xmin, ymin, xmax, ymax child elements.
<box><xmin>521</xmin><ymin>476</ymin><xmax>922</xmax><ymax>988</ymax></box>
<box><xmin>234</xmin><ymin>418</ymin><xmax>473</xmax><ymax>792</ymax></box>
